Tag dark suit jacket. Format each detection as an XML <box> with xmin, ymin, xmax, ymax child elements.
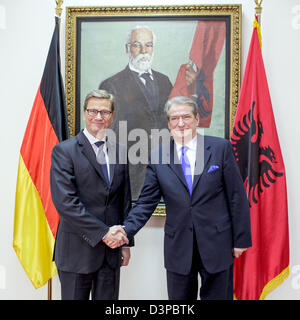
<box><xmin>99</xmin><ymin>65</ymin><xmax>173</xmax><ymax>200</ymax></box>
<box><xmin>50</xmin><ymin>130</ymin><xmax>132</xmax><ymax>274</ymax></box>
<box><xmin>124</xmin><ymin>135</ymin><xmax>252</xmax><ymax>275</ymax></box>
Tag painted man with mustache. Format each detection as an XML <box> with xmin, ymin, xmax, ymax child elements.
<box><xmin>99</xmin><ymin>25</ymin><xmax>173</xmax><ymax>200</ymax></box>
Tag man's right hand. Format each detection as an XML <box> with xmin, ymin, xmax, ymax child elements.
<box><xmin>102</xmin><ymin>225</ymin><xmax>128</xmax><ymax>249</ymax></box>
<box><xmin>185</xmin><ymin>63</ymin><xmax>198</xmax><ymax>95</ymax></box>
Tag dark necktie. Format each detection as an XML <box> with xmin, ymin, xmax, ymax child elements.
<box><xmin>95</xmin><ymin>141</ymin><xmax>110</xmax><ymax>186</ymax></box>
<box><xmin>140</xmin><ymin>72</ymin><xmax>152</xmax><ymax>86</ymax></box>
<box><xmin>140</xmin><ymin>72</ymin><xmax>157</xmax><ymax>110</ymax></box>
<box><xmin>181</xmin><ymin>146</ymin><xmax>193</xmax><ymax>195</ymax></box>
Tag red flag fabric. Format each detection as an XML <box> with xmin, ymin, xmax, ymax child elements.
<box><xmin>230</xmin><ymin>17</ymin><xmax>289</xmax><ymax>300</ymax></box>
<box><xmin>13</xmin><ymin>17</ymin><xmax>69</xmax><ymax>288</ymax></box>
<box><xmin>169</xmin><ymin>20</ymin><xmax>225</xmax><ymax>127</ymax></box>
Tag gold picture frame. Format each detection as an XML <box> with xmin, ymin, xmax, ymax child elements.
<box><xmin>65</xmin><ymin>5</ymin><xmax>241</xmax><ymax>215</ymax></box>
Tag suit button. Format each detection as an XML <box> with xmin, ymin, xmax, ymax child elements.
<box><xmin>189</xmin><ymin>227</ymin><xmax>193</xmax><ymax>231</ymax></box>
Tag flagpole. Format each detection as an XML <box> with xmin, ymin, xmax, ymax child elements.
<box><xmin>47</xmin><ymin>0</ymin><xmax>64</xmax><ymax>302</ymax></box>
<box><xmin>48</xmin><ymin>278</ymin><xmax>52</xmax><ymax>300</ymax></box>
<box><xmin>254</xmin><ymin>0</ymin><xmax>263</xmax><ymax>25</ymax></box>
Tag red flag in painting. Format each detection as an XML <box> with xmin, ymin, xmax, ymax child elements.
<box><xmin>230</xmin><ymin>18</ymin><xmax>289</xmax><ymax>300</ymax></box>
<box><xmin>169</xmin><ymin>20</ymin><xmax>225</xmax><ymax>127</ymax></box>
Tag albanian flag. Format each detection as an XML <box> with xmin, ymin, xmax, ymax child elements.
<box><xmin>230</xmin><ymin>17</ymin><xmax>289</xmax><ymax>300</ymax></box>
<box><xmin>13</xmin><ymin>17</ymin><xmax>69</xmax><ymax>289</ymax></box>
<box><xmin>169</xmin><ymin>20</ymin><xmax>225</xmax><ymax>127</ymax></box>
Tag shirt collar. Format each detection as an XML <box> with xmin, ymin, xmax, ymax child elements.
<box><xmin>175</xmin><ymin>134</ymin><xmax>197</xmax><ymax>153</ymax></box>
<box><xmin>83</xmin><ymin>128</ymin><xmax>106</xmax><ymax>146</ymax></box>
<box><xmin>128</xmin><ymin>63</ymin><xmax>153</xmax><ymax>77</ymax></box>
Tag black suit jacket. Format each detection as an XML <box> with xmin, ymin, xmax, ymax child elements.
<box><xmin>99</xmin><ymin>65</ymin><xmax>173</xmax><ymax>199</ymax></box>
<box><xmin>124</xmin><ymin>135</ymin><xmax>252</xmax><ymax>275</ymax></box>
<box><xmin>50</xmin><ymin>130</ymin><xmax>132</xmax><ymax>274</ymax></box>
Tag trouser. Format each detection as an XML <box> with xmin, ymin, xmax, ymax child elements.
<box><xmin>167</xmin><ymin>235</ymin><xmax>233</xmax><ymax>300</ymax></box>
<box><xmin>58</xmin><ymin>262</ymin><xmax>120</xmax><ymax>300</ymax></box>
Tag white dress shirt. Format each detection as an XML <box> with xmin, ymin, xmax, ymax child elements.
<box><xmin>83</xmin><ymin>128</ymin><xmax>110</xmax><ymax>180</ymax></box>
<box><xmin>175</xmin><ymin>135</ymin><xmax>197</xmax><ymax>182</ymax></box>
<box><xmin>128</xmin><ymin>63</ymin><xmax>154</xmax><ymax>85</ymax></box>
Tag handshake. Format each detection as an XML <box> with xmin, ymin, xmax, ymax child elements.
<box><xmin>102</xmin><ymin>225</ymin><xmax>129</xmax><ymax>249</ymax></box>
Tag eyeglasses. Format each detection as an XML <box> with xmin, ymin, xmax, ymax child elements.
<box><xmin>129</xmin><ymin>41</ymin><xmax>153</xmax><ymax>50</ymax></box>
<box><xmin>85</xmin><ymin>109</ymin><xmax>112</xmax><ymax>119</ymax></box>
<box><xmin>168</xmin><ymin>114</ymin><xmax>194</xmax><ymax>124</ymax></box>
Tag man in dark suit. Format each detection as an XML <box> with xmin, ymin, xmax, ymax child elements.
<box><xmin>110</xmin><ymin>96</ymin><xmax>252</xmax><ymax>300</ymax></box>
<box><xmin>50</xmin><ymin>89</ymin><xmax>132</xmax><ymax>300</ymax></box>
<box><xmin>99</xmin><ymin>25</ymin><xmax>173</xmax><ymax>200</ymax></box>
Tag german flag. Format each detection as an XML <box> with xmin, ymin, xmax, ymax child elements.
<box><xmin>13</xmin><ymin>17</ymin><xmax>69</xmax><ymax>289</ymax></box>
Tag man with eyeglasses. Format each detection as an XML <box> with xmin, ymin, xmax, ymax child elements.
<box><xmin>99</xmin><ymin>25</ymin><xmax>173</xmax><ymax>201</ymax></box>
<box><xmin>109</xmin><ymin>96</ymin><xmax>252</xmax><ymax>300</ymax></box>
<box><xmin>50</xmin><ymin>89</ymin><xmax>133</xmax><ymax>300</ymax></box>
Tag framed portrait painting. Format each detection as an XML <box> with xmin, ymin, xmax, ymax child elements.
<box><xmin>65</xmin><ymin>5</ymin><xmax>242</xmax><ymax>213</ymax></box>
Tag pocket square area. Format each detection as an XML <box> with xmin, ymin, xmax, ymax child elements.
<box><xmin>208</xmin><ymin>165</ymin><xmax>220</xmax><ymax>173</ymax></box>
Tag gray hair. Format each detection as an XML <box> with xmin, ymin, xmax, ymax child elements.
<box><xmin>126</xmin><ymin>25</ymin><xmax>157</xmax><ymax>45</ymax></box>
<box><xmin>164</xmin><ymin>96</ymin><xmax>198</xmax><ymax>119</ymax></box>
<box><xmin>83</xmin><ymin>89</ymin><xmax>115</xmax><ymax>112</ymax></box>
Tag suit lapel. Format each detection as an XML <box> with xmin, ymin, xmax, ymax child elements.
<box><xmin>154</xmin><ymin>70</ymin><xmax>167</xmax><ymax>105</ymax></box>
<box><xmin>126</xmin><ymin>66</ymin><xmax>157</xmax><ymax>118</ymax></box>
<box><xmin>167</xmin><ymin>136</ymin><xmax>211</xmax><ymax>195</ymax></box>
<box><xmin>167</xmin><ymin>140</ymin><xmax>190</xmax><ymax>193</ymax></box>
<box><xmin>106</xmin><ymin>139</ymin><xmax>117</xmax><ymax>185</ymax></box>
<box><xmin>126</xmin><ymin>67</ymin><xmax>149</xmax><ymax>107</ymax></box>
<box><xmin>192</xmin><ymin>135</ymin><xmax>211</xmax><ymax>192</ymax></box>
<box><xmin>77</xmin><ymin>131</ymin><xmax>108</xmax><ymax>185</ymax></box>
